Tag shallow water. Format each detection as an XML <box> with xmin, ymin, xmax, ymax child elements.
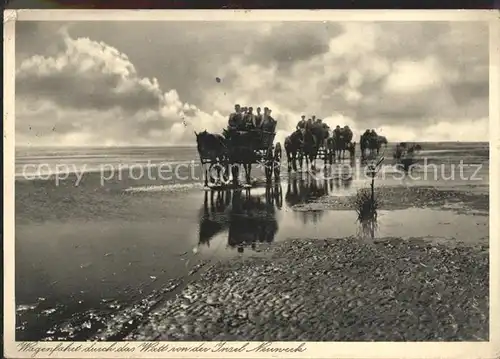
<box><xmin>196</xmin><ymin>184</ymin><xmax>488</xmax><ymax>257</ymax></box>
<box><xmin>14</xmin><ymin>142</ymin><xmax>490</xmax><ymax>340</ymax></box>
<box><xmin>16</xmin><ymin>174</ymin><xmax>488</xmax><ymax>306</ymax></box>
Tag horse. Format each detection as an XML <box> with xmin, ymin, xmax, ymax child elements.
<box><xmin>302</xmin><ymin>126</ymin><xmax>321</xmax><ymax>171</ymax></box>
<box><xmin>394</xmin><ymin>142</ymin><xmax>422</xmax><ymax>173</ymax></box>
<box><xmin>314</xmin><ymin>125</ymin><xmax>331</xmax><ymax>167</ymax></box>
<box><xmin>362</xmin><ymin>135</ymin><xmax>388</xmax><ymax>159</ymax></box>
<box><xmin>332</xmin><ymin>129</ymin><xmax>354</xmax><ymax>161</ymax></box>
<box><xmin>303</xmin><ymin>123</ymin><xmax>330</xmax><ymax>171</ymax></box>
<box><xmin>284</xmin><ymin>129</ymin><xmax>304</xmax><ymax>172</ymax></box>
<box><xmin>195</xmin><ymin>130</ymin><xmax>229</xmax><ymax>187</ymax></box>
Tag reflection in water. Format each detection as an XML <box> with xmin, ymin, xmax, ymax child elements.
<box><xmin>198</xmin><ymin>190</ymin><xmax>231</xmax><ymax>246</ymax></box>
<box><xmin>198</xmin><ymin>184</ymin><xmax>283</xmax><ymax>252</ymax></box>
<box><xmin>357</xmin><ymin>219</ymin><xmax>378</xmax><ymax>239</ymax></box>
<box><xmin>285</xmin><ymin>174</ymin><xmax>352</xmax><ymax>225</ymax></box>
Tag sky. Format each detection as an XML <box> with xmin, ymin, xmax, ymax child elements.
<box><xmin>15</xmin><ymin>20</ymin><xmax>489</xmax><ymax>146</ymax></box>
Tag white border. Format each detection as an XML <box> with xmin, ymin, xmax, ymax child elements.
<box><xmin>3</xmin><ymin>9</ymin><xmax>500</xmax><ymax>359</ymax></box>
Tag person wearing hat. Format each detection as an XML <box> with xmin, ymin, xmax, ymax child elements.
<box><xmin>297</xmin><ymin>115</ymin><xmax>307</xmax><ymax>131</ymax></box>
<box><xmin>319</xmin><ymin>119</ymin><xmax>330</xmax><ymax>137</ymax></box>
<box><xmin>333</xmin><ymin>125</ymin><xmax>342</xmax><ymax>139</ymax></box>
<box><xmin>313</xmin><ymin>117</ymin><xmax>322</xmax><ymax>131</ymax></box>
<box><xmin>262</xmin><ymin>107</ymin><xmax>276</xmax><ymax>132</ymax></box>
<box><xmin>228</xmin><ymin>104</ymin><xmax>243</xmax><ymax>130</ymax></box>
<box><xmin>255</xmin><ymin>107</ymin><xmax>263</xmax><ymax>128</ymax></box>
<box><xmin>267</xmin><ymin>109</ymin><xmax>277</xmax><ymax>132</ymax></box>
<box><xmin>305</xmin><ymin>117</ymin><xmax>314</xmax><ymax>131</ymax></box>
<box><xmin>244</xmin><ymin>107</ymin><xmax>256</xmax><ymax>129</ymax></box>
<box><xmin>343</xmin><ymin>125</ymin><xmax>353</xmax><ymax>143</ymax></box>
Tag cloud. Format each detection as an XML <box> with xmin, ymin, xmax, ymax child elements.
<box><xmin>15</xmin><ymin>21</ymin><xmax>489</xmax><ymax>146</ymax></box>
<box><xmin>17</xmin><ymin>36</ymin><xmax>163</xmax><ymax>114</ymax></box>
<box><xmin>383</xmin><ymin>57</ymin><xmax>442</xmax><ymax>94</ymax></box>
<box><xmin>244</xmin><ymin>22</ymin><xmax>344</xmax><ymax>70</ymax></box>
<box><xmin>15</xmin><ymin>30</ymin><xmax>229</xmax><ymax>146</ymax></box>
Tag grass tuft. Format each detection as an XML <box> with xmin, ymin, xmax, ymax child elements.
<box><xmin>354</xmin><ymin>188</ymin><xmax>379</xmax><ymax>222</ymax></box>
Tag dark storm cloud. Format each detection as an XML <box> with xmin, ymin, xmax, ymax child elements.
<box><xmin>62</xmin><ymin>21</ymin><xmax>262</xmax><ymax>108</ymax></box>
<box><xmin>16</xmin><ymin>69</ymin><xmax>162</xmax><ymax>114</ymax></box>
<box><xmin>16</xmin><ymin>22</ymin><xmax>69</xmax><ymax>65</ymax></box>
<box><xmin>245</xmin><ymin>22</ymin><xmax>343</xmax><ymax>69</ymax></box>
<box><xmin>449</xmin><ymin>80</ymin><xmax>489</xmax><ymax>104</ymax></box>
<box><xmin>16</xmin><ymin>34</ymin><xmax>163</xmax><ymax>114</ymax></box>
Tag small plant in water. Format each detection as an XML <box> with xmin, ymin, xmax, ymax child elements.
<box><xmin>354</xmin><ymin>156</ymin><xmax>384</xmax><ymax>222</ymax></box>
<box><xmin>354</xmin><ymin>188</ymin><xmax>379</xmax><ymax>222</ymax></box>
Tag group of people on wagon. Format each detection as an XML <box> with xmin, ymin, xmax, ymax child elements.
<box><xmin>296</xmin><ymin>115</ymin><xmax>329</xmax><ymax>132</ymax></box>
<box><xmin>295</xmin><ymin>115</ymin><xmax>354</xmax><ymax>143</ymax></box>
<box><xmin>227</xmin><ymin>104</ymin><xmax>277</xmax><ymax>133</ymax></box>
<box><xmin>359</xmin><ymin>129</ymin><xmax>380</xmax><ymax>148</ymax></box>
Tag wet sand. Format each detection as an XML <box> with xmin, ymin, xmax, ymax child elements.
<box><xmin>15</xmin><ymin>149</ymin><xmax>489</xmax><ymax>341</ymax></box>
<box><xmin>129</xmin><ymin>237</ymin><xmax>488</xmax><ymax>341</ymax></box>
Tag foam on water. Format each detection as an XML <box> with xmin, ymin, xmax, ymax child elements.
<box><xmin>124</xmin><ymin>182</ymin><xmax>203</xmax><ymax>193</ymax></box>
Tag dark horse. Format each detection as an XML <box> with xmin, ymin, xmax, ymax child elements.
<box><xmin>362</xmin><ymin>135</ymin><xmax>388</xmax><ymax>159</ymax></box>
<box><xmin>302</xmin><ymin>127</ymin><xmax>321</xmax><ymax>171</ymax></box>
<box><xmin>332</xmin><ymin>129</ymin><xmax>354</xmax><ymax>161</ymax></box>
<box><xmin>375</xmin><ymin>136</ymin><xmax>388</xmax><ymax>155</ymax></box>
<box><xmin>195</xmin><ymin>130</ymin><xmax>229</xmax><ymax>187</ymax></box>
<box><xmin>394</xmin><ymin>142</ymin><xmax>422</xmax><ymax>173</ymax></box>
<box><xmin>284</xmin><ymin>129</ymin><xmax>304</xmax><ymax>172</ymax></box>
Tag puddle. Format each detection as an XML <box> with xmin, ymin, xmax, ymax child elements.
<box><xmin>196</xmin><ymin>178</ymin><xmax>489</xmax><ymax>255</ymax></box>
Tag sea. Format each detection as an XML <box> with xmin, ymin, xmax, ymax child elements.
<box><xmin>15</xmin><ymin>141</ymin><xmax>489</xmax><ymax>179</ymax></box>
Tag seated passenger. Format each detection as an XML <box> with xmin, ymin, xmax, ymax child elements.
<box><xmin>306</xmin><ymin>118</ymin><xmax>314</xmax><ymax>130</ymax></box>
<box><xmin>243</xmin><ymin>107</ymin><xmax>256</xmax><ymax>130</ymax></box>
<box><xmin>297</xmin><ymin>115</ymin><xmax>306</xmax><ymax>131</ymax></box>
<box><xmin>262</xmin><ymin>108</ymin><xmax>277</xmax><ymax>132</ymax></box>
<box><xmin>343</xmin><ymin>125</ymin><xmax>353</xmax><ymax>143</ymax></box>
<box><xmin>255</xmin><ymin>107</ymin><xmax>263</xmax><ymax>128</ymax></box>
<box><xmin>333</xmin><ymin>125</ymin><xmax>342</xmax><ymax>139</ymax></box>
<box><xmin>268</xmin><ymin>109</ymin><xmax>277</xmax><ymax>132</ymax></box>
<box><xmin>228</xmin><ymin>104</ymin><xmax>243</xmax><ymax>130</ymax></box>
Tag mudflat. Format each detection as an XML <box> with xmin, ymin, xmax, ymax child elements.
<box><xmin>15</xmin><ymin>143</ymin><xmax>489</xmax><ymax>341</ymax></box>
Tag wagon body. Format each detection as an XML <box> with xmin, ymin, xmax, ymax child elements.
<box><xmin>197</xmin><ymin>128</ymin><xmax>282</xmax><ymax>185</ymax></box>
<box><xmin>198</xmin><ymin>130</ymin><xmax>277</xmax><ymax>165</ymax></box>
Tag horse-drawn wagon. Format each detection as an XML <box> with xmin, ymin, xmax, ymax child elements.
<box><xmin>284</xmin><ymin>126</ymin><xmax>355</xmax><ymax>172</ymax></box>
<box><xmin>195</xmin><ymin>128</ymin><xmax>282</xmax><ymax>188</ymax></box>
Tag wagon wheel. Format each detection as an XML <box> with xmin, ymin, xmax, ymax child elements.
<box><xmin>221</xmin><ymin>157</ymin><xmax>230</xmax><ymax>184</ymax></box>
<box><xmin>264</xmin><ymin>146</ymin><xmax>273</xmax><ymax>183</ymax></box>
<box><xmin>273</xmin><ymin>142</ymin><xmax>282</xmax><ymax>181</ymax></box>
<box><xmin>207</xmin><ymin>162</ymin><xmax>222</xmax><ymax>185</ymax></box>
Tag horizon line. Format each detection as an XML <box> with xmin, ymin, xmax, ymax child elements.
<box><xmin>14</xmin><ymin>140</ymin><xmax>489</xmax><ymax>149</ymax></box>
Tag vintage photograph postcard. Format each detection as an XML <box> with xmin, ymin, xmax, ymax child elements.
<box><xmin>3</xmin><ymin>9</ymin><xmax>500</xmax><ymax>359</ymax></box>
